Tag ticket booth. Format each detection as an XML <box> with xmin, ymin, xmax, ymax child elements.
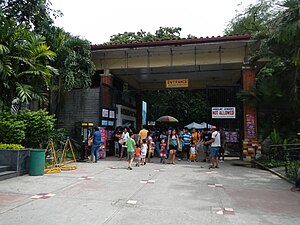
<box><xmin>76</xmin><ymin>122</ymin><xmax>94</xmax><ymax>161</ymax></box>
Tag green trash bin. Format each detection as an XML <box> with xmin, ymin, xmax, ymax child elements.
<box><xmin>29</xmin><ymin>149</ymin><xmax>45</xmax><ymax>176</ymax></box>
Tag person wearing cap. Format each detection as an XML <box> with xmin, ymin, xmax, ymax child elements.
<box><xmin>204</xmin><ymin>126</ymin><xmax>221</xmax><ymax>169</ymax></box>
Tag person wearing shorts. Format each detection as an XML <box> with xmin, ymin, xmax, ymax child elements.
<box><xmin>205</xmin><ymin>126</ymin><xmax>220</xmax><ymax>169</ymax></box>
<box><xmin>167</xmin><ymin>129</ymin><xmax>179</xmax><ymax>164</ymax></box>
<box><xmin>125</xmin><ymin>133</ymin><xmax>136</xmax><ymax>170</ymax></box>
<box><xmin>135</xmin><ymin>145</ymin><xmax>141</xmax><ymax>167</ymax></box>
<box><xmin>160</xmin><ymin>138</ymin><xmax>167</xmax><ymax>164</ymax></box>
<box><xmin>201</xmin><ymin>128</ymin><xmax>211</xmax><ymax>162</ymax></box>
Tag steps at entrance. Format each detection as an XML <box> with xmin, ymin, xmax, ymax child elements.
<box><xmin>0</xmin><ymin>166</ymin><xmax>18</xmax><ymax>181</ymax></box>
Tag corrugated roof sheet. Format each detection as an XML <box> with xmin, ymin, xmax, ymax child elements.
<box><xmin>91</xmin><ymin>34</ymin><xmax>252</xmax><ymax>50</ymax></box>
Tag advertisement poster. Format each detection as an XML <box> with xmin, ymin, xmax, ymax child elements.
<box><xmin>109</xmin><ymin>110</ymin><xmax>115</xmax><ymax>119</ymax></box>
<box><xmin>224</xmin><ymin>131</ymin><xmax>239</xmax><ymax>143</ymax></box>
<box><xmin>246</xmin><ymin>114</ymin><xmax>256</xmax><ymax>137</ymax></box>
<box><xmin>99</xmin><ymin>127</ymin><xmax>107</xmax><ymax>158</ymax></box>
<box><xmin>102</xmin><ymin>109</ymin><xmax>109</xmax><ymax>118</ymax></box>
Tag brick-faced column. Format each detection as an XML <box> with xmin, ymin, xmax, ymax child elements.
<box><xmin>100</xmin><ymin>72</ymin><xmax>113</xmax><ymax>108</ymax></box>
<box><xmin>242</xmin><ymin>66</ymin><xmax>260</xmax><ymax>161</ymax></box>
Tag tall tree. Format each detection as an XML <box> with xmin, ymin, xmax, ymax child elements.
<box><xmin>0</xmin><ymin>0</ymin><xmax>62</xmax><ymax>30</ymax></box>
<box><xmin>226</xmin><ymin>0</ymin><xmax>300</xmax><ymax>135</ymax></box>
<box><xmin>42</xmin><ymin>26</ymin><xmax>95</xmax><ymax>115</ymax></box>
<box><xmin>0</xmin><ymin>13</ymin><xmax>57</xmax><ymax>108</ymax></box>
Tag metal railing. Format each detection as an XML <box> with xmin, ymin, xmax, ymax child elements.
<box><xmin>268</xmin><ymin>143</ymin><xmax>300</xmax><ymax>179</ymax></box>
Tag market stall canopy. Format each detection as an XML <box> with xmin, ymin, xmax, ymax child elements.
<box><xmin>185</xmin><ymin>122</ymin><xmax>203</xmax><ymax>129</ymax></box>
<box><xmin>156</xmin><ymin>115</ymin><xmax>178</xmax><ymax>122</ymax></box>
<box><xmin>199</xmin><ymin>122</ymin><xmax>213</xmax><ymax>129</ymax></box>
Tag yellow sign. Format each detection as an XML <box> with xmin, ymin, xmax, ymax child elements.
<box><xmin>166</xmin><ymin>79</ymin><xmax>189</xmax><ymax>88</ymax></box>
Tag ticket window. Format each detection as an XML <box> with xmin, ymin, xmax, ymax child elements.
<box><xmin>81</xmin><ymin>122</ymin><xmax>94</xmax><ymax>145</ymax></box>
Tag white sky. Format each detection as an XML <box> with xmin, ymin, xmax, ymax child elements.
<box><xmin>50</xmin><ymin>0</ymin><xmax>258</xmax><ymax>45</ymax></box>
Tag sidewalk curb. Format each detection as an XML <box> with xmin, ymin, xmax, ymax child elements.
<box><xmin>252</xmin><ymin>160</ymin><xmax>294</xmax><ymax>184</ymax></box>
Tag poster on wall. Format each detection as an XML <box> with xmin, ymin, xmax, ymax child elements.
<box><xmin>99</xmin><ymin>127</ymin><xmax>107</xmax><ymax>158</ymax></box>
<box><xmin>101</xmin><ymin>120</ymin><xmax>108</xmax><ymax>126</ymax></box>
<box><xmin>109</xmin><ymin>110</ymin><xmax>115</xmax><ymax>119</ymax></box>
<box><xmin>246</xmin><ymin>114</ymin><xmax>256</xmax><ymax>137</ymax></box>
<box><xmin>102</xmin><ymin>109</ymin><xmax>109</xmax><ymax>118</ymax></box>
<box><xmin>142</xmin><ymin>101</ymin><xmax>147</xmax><ymax>126</ymax></box>
<box><xmin>224</xmin><ymin>131</ymin><xmax>239</xmax><ymax>143</ymax></box>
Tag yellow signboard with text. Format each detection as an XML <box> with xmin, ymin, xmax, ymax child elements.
<box><xmin>166</xmin><ymin>79</ymin><xmax>189</xmax><ymax>88</ymax></box>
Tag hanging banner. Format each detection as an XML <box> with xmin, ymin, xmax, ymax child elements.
<box><xmin>212</xmin><ymin>107</ymin><xmax>236</xmax><ymax>119</ymax></box>
<box><xmin>166</xmin><ymin>79</ymin><xmax>188</xmax><ymax>88</ymax></box>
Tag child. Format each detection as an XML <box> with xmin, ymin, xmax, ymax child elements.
<box><xmin>160</xmin><ymin>138</ymin><xmax>167</xmax><ymax>164</ymax></box>
<box><xmin>125</xmin><ymin>133</ymin><xmax>136</xmax><ymax>170</ymax></box>
<box><xmin>135</xmin><ymin>144</ymin><xmax>141</xmax><ymax>167</ymax></box>
<box><xmin>177</xmin><ymin>136</ymin><xmax>184</xmax><ymax>161</ymax></box>
<box><xmin>147</xmin><ymin>132</ymin><xmax>155</xmax><ymax>163</ymax></box>
<box><xmin>189</xmin><ymin>143</ymin><xmax>197</xmax><ymax>162</ymax></box>
<box><xmin>140</xmin><ymin>139</ymin><xmax>148</xmax><ymax>165</ymax></box>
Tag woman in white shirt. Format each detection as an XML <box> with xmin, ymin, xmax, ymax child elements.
<box><xmin>120</xmin><ymin>127</ymin><xmax>129</xmax><ymax>160</ymax></box>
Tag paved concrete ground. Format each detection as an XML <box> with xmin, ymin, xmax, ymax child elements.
<box><xmin>0</xmin><ymin>157</ymin><xmax>299</xmax><ymax>225</ymax></box>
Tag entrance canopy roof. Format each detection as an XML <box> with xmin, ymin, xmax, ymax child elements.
<box><xmin>91</xmin><ymin>35</ymin><xmax>258</xmax><ymax>90</ymax></box>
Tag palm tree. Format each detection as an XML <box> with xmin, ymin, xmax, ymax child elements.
<box><xmin>42</xmin><ymin>26</ymin><xmax>95</xmax><ymax>116</ymax></box>
<box><xmin>0</xmin><ymin>13</ymin><xmax>57</xmax><ymax>109</ymax></box>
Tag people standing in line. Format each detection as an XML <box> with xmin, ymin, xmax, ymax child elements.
<box><xmin>113</xmin><ymin>127</ymin><xmax>122</xmax><ymax>157</ymax></box>
<box><xmin>125</xmin><ymin>133</ymin><xmax>136</xmax><ymax>170</ymax></box>
<box><xmin>182</xmin><ymin>127</ymin><xmax>192</xmax><ymax>161</ymax></box>
<box><xmin>177</xmin><ymin>136</ymin><xmax>184</xmax><ymax>160</ymax></box>
<box><xmin>160</xmin><ymin>130</ymin><xmax>167</xmax><ymax>141</ymax></box>
<box><xmin>191</xmin><ymin>128</ymin><xmax>200</xmax><ymax>162</ymax></box>
<box><xmin>189</xmin><ymin>143</ymin><xmax>197</xmax><ymax>162</ymax></box>
<box><xmin>133</xmin><ymin>128</ymin><xmax>139</xmax><ymax>144</ymax></box>
<box><xmin>166</xmin><ymin>129</ymin><xmax>172</xmax><ymax>159</ymax></box>
<box><xmin>154</xmin><ymin>132</ymin><xmax>161</xmax><ymax>158</ymax></box>
<box><xmin>205</xmin><ymin>126</ymin><xmax>221</xmax><ymax>169</ymax></box>
<box><xmin>140</xmin><ymin>139</ymin><xmax>148</xmax><ymax>165</ymax></box>
<box><xmin>177</xmin><ymin>126</ymin><xmax>183</xmax><ymax>138</ymax></box>
<box><xmin>218</xmin><ymin>128</ymin><xmax>226</xmax><ymax>162</ymax></box>
<box><xmin>147</xmin><ymin>132</ymin><xmax>155</xmax><ymax>163</ymax></box>
<box><xmin>119</xmin><ymin>127</ymin><xmax>129</xmax><ymax>160</ymax></box>
<box><xmin>90</xmin><ymin>127</ymin><xmax>101</xmax><ymax>163</ymax></box>
<box><xmin>201</xmin><ymin>128</ymin><xmax>211</xmax><ymax>162</ymax></box>
<box><xmin>160</xmin><ymin>138</ymin><xmax>167</xmax><ymax>164</ymax></box>
<box><xmin>135</xmin><ymin>144</ymin><xmax>141</xmax><ymax>167</ymax></box>
<box><xmin>167</xmin><ymin>129</ymin><xmax>179</xmax><ymax>164</ymax></box>
<box><xmin>138</xmin><ymin>125</ymin><xmax>148</xmax><ymax>145</ymax></box>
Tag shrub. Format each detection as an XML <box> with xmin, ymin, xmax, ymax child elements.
<box><xmin>17</xmin><ymin>109</ymin><xmax>56</xmax><ymax>148</ymax></box>
<box><xmin>0</xmin><ymin>112</ymin><xmax>26</xmax><ymax>144</ymax></box>
<box><xmin>0</xmin><ymin>143</ymin><xmax>25</xmax><ymax>150</ymax></box>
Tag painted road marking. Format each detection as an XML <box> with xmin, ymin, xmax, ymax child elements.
<box><xmin>31</xmin><ymin>193</ymin><xmax>56</xmax><ymax>199</ymax></box>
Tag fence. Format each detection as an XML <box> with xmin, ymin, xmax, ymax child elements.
<box><xmin>268</xmin><ymin>143</ymin><xmax>300</xmax><ymax>180</ymax></box>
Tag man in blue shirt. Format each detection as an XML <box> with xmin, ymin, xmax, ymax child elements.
<box><xmin>91</xmin><ymin>127</ymin><xmax>101</xmax><ymax>163</ymax></box>
<box><xmin>182</xmin><ymin>127</ymin><xmax>192</xmax><ymax>161</ymax></box>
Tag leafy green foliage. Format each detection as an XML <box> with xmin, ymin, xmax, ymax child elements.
<box><xmin>228</xmin><ymin>0</ymin><xmax>300</xmax><ymax>135</ymax></box>
<box><xmin>143</xmin><ymin>90</ymin><xmax>207</xmax><ymax>127</ymax></box>
<box><xmin>225</xmin><ymin>0</ymin><xmax>276</xmax><ymax>36</ymax></box>
<box><xmin>0</xmin><ymin>12</ymin><xmax>57</xmax><ymax>107</ymax></box>
<box><xmin>0</xmin><ymin>0</ymin><xmax>62</xmax><ymax>30</ymax></box>
<box><xmin>0</xmin><ymin>143</ymin><xmax>24</xmax><ymax>150</ymax></box>
<box><xmin>109</xmin><ymin>27</ymin><xmax>183</xmax><ymax>44</ymax></box>
<box><xmin>17</xmin><ymin>109</ymin><xmax>56</xmax><ymax>147</ymax></box>
<box><xmin>0</xmin><ymin>111</ymin><xmax>26</xmax><ymax>144</ymax></box>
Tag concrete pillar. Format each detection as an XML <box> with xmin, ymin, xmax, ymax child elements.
<box><xmin>100</xmin><ymin>69</ymin><xmax>113</xmax><ymax>108</ymax></box>
<box><xmin>242</xmin><ymin>66</ymin><xmax>260</xmax><ymax>160</ymax></box>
